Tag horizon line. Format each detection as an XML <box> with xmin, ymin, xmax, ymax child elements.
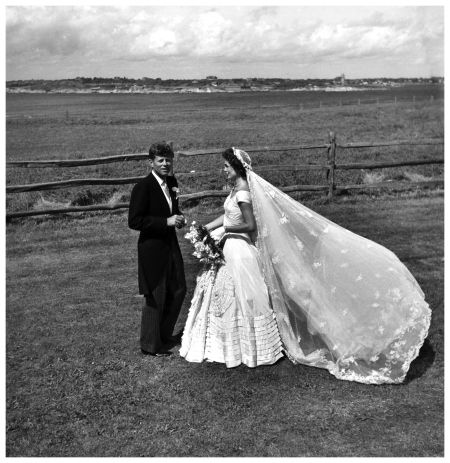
<box><xmin>6</xmin><ymin>76</ymin><xmax>444</xmax><ymax>82</ymax></box>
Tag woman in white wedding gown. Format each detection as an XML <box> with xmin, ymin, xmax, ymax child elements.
<box><xmin>180</xmin><ymin>148</ymin><xmax>431</xmax><ymax>384</ymax></box>
<box><xmin>180</xmin><ymin>149</ymin><xmax>284</xmax><ymax>368</ymax></box>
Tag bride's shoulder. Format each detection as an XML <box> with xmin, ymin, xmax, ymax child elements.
<box><xmin>235</xmin><ymin>180</ymin><xmax>250</xmax><ymax>192</ymax></box>
<box><xmin>235</xmin><ymin>183</ymin><xmax>251</xmax><ymax>204</ymax></box>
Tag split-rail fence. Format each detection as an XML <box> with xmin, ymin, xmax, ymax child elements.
<box><xmin>6</xmin><ymin>132</ymin><xmax>444</xmax><ymax>219</ymax></box>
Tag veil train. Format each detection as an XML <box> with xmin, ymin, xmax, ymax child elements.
<box><xmin>233</xmin><ymin>148</ymin><xmax>431</xmax><ymax>384</ymax></box>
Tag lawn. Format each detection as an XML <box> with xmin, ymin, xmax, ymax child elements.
<box><xmin>6</xmin><ymin>193</ymin><xmax>444</xmax><ymax>457</ymax></box>
<box><xmin>6</xmin><ymin>87</ymin><xmax>444</xmax><ymax>214</ymax></box>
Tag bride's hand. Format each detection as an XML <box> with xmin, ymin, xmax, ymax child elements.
<box><xmin>210</xmin><ymin>226</ymin><xmax>225</xmax><ymax>242</ymax></box>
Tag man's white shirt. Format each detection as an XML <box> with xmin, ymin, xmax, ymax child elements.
<box><xmin>152</xmin><ymin>170</ymin><xmax>172</xmax><ymax>213</ymax></box>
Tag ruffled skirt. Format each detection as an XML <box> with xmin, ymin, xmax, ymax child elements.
<box><xmin>180</xmin><ymin>237</ymin><xmax>283</xmax><ymax>368</ymax></box>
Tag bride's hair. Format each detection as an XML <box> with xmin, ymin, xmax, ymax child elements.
<box><xmin>222</xmin><ymin>148</ymin><xmax>247</xmax><ymax>179</ymax></box>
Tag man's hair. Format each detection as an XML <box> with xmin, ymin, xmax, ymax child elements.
<box><xmin>148</xmin><ymin>142</ymin><xmax>174</xmax><ymax>160</ymax></box>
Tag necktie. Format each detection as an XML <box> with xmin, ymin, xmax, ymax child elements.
<box><xmin>161</xmin><ymin>181</ymin><xmax>172</xmax><ymax>212</ymax></box>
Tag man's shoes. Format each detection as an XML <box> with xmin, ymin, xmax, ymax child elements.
<box><xmin>141</xmin><ymin>349</ymin><xmax>172</xmax><ymax>357</ymax></box>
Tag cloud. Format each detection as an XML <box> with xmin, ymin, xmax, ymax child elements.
<box><xmin>5</xmin><ymin>5</ymin><xmax>444</xmax><ymax>79</ymax></box>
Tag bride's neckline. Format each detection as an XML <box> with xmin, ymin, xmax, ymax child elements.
<box><xmin>229</xmin><ymin>186</ymin><xmax>250</xmax><ymax>200</ymax></box>
<box><xmin>231</xmin><ymin>178</ymin><xmax>249</xmax><ymax>191</ymax></box>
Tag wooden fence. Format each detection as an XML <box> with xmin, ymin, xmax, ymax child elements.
<box><xmin>6</xmin><ymin>134</ymin><xmax>444</xmax><ymax>219</ymax></box>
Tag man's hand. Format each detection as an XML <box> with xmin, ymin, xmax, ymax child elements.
<box><xmin>176</xmin><ymin>216</ymin><xmax>187</xmax><ymax>229</ymax></box>
<box><xmin>167</xmin><ymin>215</ymin><xmax>186</xmax><ymax>228</ymax></box>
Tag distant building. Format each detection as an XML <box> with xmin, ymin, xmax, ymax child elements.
<box><xmin>206</xmin><ymin>75</ymin><xmax>218</xmax><ymax>80</ymax></box>
<box><xmin>333</xmin><ymin>74</ymin><xmax>346</xmax><ymax>86</ymax></box>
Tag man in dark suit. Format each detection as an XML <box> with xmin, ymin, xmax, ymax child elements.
<box><xmin>128</xmin><ymin>142</ymin><xmax>187</xmax><ymax>357</ymax></box>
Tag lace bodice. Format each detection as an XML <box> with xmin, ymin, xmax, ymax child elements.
<box><xmin>223</xmin><ymin>189</ymin><xmax>252</xmax><ymax>240</ymax></box>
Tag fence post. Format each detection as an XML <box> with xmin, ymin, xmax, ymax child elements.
<box><xmin>327</xmin><ymin>131</ymin><xmax>336</xmax><ymax>200</ymax></box>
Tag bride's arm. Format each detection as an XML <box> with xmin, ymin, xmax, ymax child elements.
<box><xmin>204</xmin><ymin>214</ymin><xmax>224</xmax><ymax>231</ymax></box>
<box><xmin>224</xmin><ymin>203</ymin><xmax>256</xmax><ymax>233</ymax></box>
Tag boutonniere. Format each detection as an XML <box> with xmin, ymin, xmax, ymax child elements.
<box><xmin>172</xmin><ymin>186</ymin><xmax>180</xmax><ymax>199</ymax></box>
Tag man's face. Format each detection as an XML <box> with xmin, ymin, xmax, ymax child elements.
<box><xmin>151</xmin><ymin>155</ymin><xmax>173</xmax><ymax>178</ymax></box>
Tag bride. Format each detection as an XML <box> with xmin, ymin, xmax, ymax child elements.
<box><xmin>180</xmin><ymin>148</ymin><xmax>431</xmax><ymax>384</ymax></box>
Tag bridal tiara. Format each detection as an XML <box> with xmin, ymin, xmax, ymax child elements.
<box><xmin>231</xmin><ymin>147</ymin><xmax>252</xmax><ymax>171</ymax></box>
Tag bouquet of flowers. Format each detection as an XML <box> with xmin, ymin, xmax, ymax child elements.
<box><xmin>185</xmin><ymin>221</ymin><xmax>225</xmax><ymax>268</ymax></box>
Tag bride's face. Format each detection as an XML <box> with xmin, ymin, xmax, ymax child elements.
<box><xmin>223</xmin><ymin>160</ymin><xmax>237</xmax><ymax>183</ymax></box>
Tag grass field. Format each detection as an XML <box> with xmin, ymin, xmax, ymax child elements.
<box><xmin>6</xmin><ymin>194</ymin><xmax>444</xmax><ymax>457</ymax></box>
<box><xmin>6</xmin><ymin>86</ymin><xmax>444</xmax><ymax>456</ymax></box>
<box><xmin>6</xmin><ymin>85</ymin><xmax>444</xmax><ymax>213</ymax></box>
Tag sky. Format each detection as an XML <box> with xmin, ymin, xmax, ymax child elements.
<box><xmin>4</xmin><ymin>4</ymin><xmax>445</xmax><ymax>81</ymax></box>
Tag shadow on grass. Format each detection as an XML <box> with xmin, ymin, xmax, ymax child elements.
<box><xmin>404</xmin><ymin>338</ymin><xmax>435</xmax><ymax>383</ymax></box>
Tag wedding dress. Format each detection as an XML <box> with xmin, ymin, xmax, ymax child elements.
<box><xmin>180</xmin><ymin>149</ymin><xmax>431</xmax><ymax>384</ymax></box>
<box><xmin>179</xmin><ymin>189</ymin><xmax>284</xmax><ymax>367</ymax></box>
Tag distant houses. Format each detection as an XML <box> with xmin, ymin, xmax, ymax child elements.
<box><xmin>5</xmin><ymin>76</ymin><xmax>444</xmax><ymax>94</ymax></box>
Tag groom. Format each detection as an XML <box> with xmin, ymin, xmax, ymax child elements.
<box><xmin>128</xmin><ymin>142</ymin><xmax>187</xmax><ymax>357</ymax></box>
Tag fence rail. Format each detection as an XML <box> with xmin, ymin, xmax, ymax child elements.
<box><xmin>5</xmin><ymin>157</ymin><xmax>443</xmax><ymax>194</ymax></box>
<box><xmin>5</xmin><ymin>153</ymin><xmax>148</xmax><ymax>168</ymax></box>
<box><xmin>336</xmin><ymin>158</ymin><xmax>443</xmax><ymax>170</ymax></box>
<box><xmin>6</xmin><ymin>134</ymin><xmax>444</xmax><ymax>219</ymax></box>
<box><xmin>6</xmin><ymin>144</ymin><xmax>328</xmax><ymax>168</ymax></box>
<box><xmin>6</xmin><ymin>139</ymin><xmax>443</xmax><ymax>168</ymax></box>
<box><xmin>6</xmin><ymin>179</ymin><xmax>443</xmax><ymax>220</ymax></box>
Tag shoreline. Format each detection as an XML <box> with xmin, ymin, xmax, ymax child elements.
<box><xmin>5</xmin><ymin>86</ymin><xmax>392</xmax><ymax>95</ymax></box>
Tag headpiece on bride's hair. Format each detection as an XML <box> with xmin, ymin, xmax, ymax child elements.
<box><xmin>232</xmin><ymin>147</ymin><xmax>252</xmax><ymax>171</ymax></box>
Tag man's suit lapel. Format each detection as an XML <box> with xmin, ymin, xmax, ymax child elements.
<box><xmin>167</xmin><ymin>177</ymin><xmax>179</xmax><ymax>213</ymax></box>
<box><xmin>148</xmin><ymin>172</ymin><xmax>171</xmax><ymax>215</ymax></box>
<box><xmin>167</xmin><ymin>178</ymin><xmax>175</xmax><ymax>200</ymax></box>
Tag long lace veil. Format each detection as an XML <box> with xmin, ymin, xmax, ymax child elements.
<box><xmin>232</xmin><ymin>148</ymin><xmax>431</xmax><ymax>384</ymax></box>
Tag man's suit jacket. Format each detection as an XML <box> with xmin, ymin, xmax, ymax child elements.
<box><xmin>128</xmin><ymin>172</ymin><xmax>182</xmax><ymax>294</ymax></box>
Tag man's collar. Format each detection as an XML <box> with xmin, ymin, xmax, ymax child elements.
<box><xmin>151</xmin><ymin>170</ymin><xmax>166</xmax><ymax>185</ymax></box>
